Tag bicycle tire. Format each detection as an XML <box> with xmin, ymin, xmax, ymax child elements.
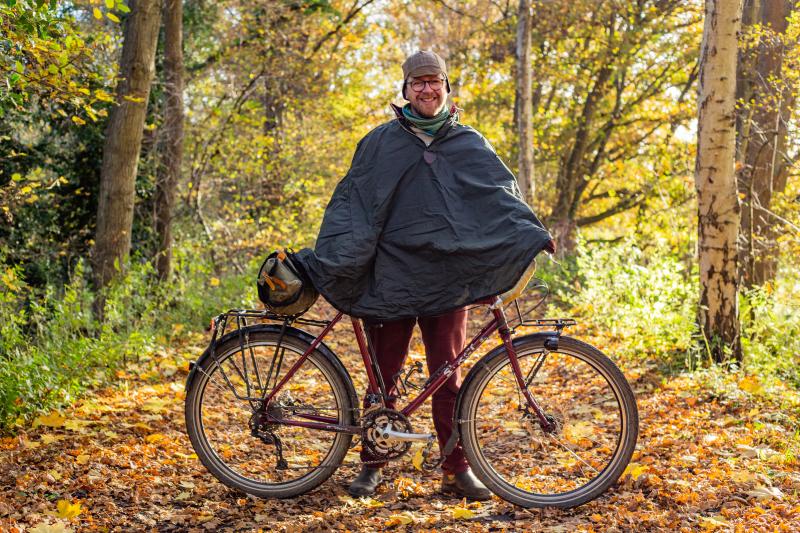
<box><xmin>185</xmin><ymin>327</ymin><xmax>356</xmax><ymax>498</ymax></box>
<box><xmin>457</xmin><ymin>334</ymin><xmax>638</xmax><ymax>508</ymax></box>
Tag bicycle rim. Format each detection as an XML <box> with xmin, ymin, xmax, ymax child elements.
<box><xmin>188</xmin><ymin>334</ymin><xmax>352</xmax><ymax>495</ymax></box>
<box><xmin>461</xmin><ymin>337</ymin><xmax>637</xmax><ymax>507</ymax></box>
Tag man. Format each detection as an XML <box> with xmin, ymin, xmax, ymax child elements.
<box><xmin>295</xmin><ymin>51</ymin><xmax>554</xmax><ymax>499</ymax></box>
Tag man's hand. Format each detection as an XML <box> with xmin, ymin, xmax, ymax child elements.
<box><xmin>544</xmin><ymin>239</ymin><xmax>556</xmax><ymax>254</ymax></box>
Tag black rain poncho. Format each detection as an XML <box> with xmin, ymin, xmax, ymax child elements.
<box><xmin>295</xmin><ymin>111</ymin><xmax>552</xmax><ymax>320</ymax></box>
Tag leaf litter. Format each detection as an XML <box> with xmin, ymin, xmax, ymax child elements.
<box><xmin>0</xmin><ymin>304</ymin><xmax>799</xmax><ymax>531</ymax></box>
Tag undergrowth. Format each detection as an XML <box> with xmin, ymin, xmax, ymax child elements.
<box><xmin>0</xmin><ymin>242</ymin><xmax>258</xmax><ymax>432</ymax></box>
<box><xmin>560</xmin><ymin>239</ymin><xmax>800</xmax><ymax>387</ymax></box>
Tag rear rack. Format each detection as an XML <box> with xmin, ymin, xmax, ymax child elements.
<box><xmin>191</xmin><ymin>309</ymin><xmax>332</xmax><ymax>404</ymax></box>
<box><xmin>503</xmin><ymin>278</ymin><xmax>577</xmax><ymax>331</ymax></box>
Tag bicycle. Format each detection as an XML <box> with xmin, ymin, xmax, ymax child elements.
<box><xmin>184</xmin><ymin>268</ymin><xmax>639</xmax><ymax>508</ymax></box>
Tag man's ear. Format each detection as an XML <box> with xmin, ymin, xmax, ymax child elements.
<box><xmin>401</xmin><ymin>81</ymin><xmax>408</xmax><ymax>100</ymax></box>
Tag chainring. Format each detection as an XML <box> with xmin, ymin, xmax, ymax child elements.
<box><xmin>361</xmin><ymin>408</ymin><xmax>413</xmax><ymax>461</ymax></box>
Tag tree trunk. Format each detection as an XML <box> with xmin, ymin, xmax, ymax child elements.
<box><xmin>154</xmin><ymin>0</ymin><xmax>184</xmax><ymax>281</ymax></box>
<box><xmin>93</xmin><ymin>0</ymin><xmax>163</xmax><ymax>289</ymax></box>
<box><xmin>515</xmin><ymin>0</ymin><xmax>534</xmax><ymax>203</ymax></box>
<box><xmin>736</xmin><ymin>0</ymin><xmax>796</xmax><ymax>287</ymax></box>
<box><xmin>695</xmin><ymin>0</ymin><xmax>743</xmax><ymax>363</ymax></box>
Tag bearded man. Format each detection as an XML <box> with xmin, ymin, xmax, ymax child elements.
<box><xmin>295</xmin><ymin>50</ymin><xmax>554</xmax><ymax>500</ymax></box>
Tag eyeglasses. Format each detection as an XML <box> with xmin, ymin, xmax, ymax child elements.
<box><xmin>406</xmin><ymin>78</ymin><xmax>445</xmax><ymax>92</ymax></box>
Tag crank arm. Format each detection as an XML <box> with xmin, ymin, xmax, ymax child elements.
<box><xmin>379</xmin><ymin>423</ymin><xmax>435</xmax><ymax>443</ymax></box>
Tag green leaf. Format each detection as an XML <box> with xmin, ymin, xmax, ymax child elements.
<box><xmin>116</xmin><ymin>2</ymin><xmax>130</xmax><ymax>13</ymax></box>
<box><xmin>15</xmin><ymin>60</ymin><xmax>23</xmax><ymax>73</ymax></box>
<box><xmin>105</xmin><ymin>0</ymin><xmax>114</xmax><ymax>8</ymax></box>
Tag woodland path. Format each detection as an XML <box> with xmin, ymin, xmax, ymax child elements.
<box><xmin>1</xmin><ymin>308</ymin><xmax>799</xmax><ymax>532</ymax></box>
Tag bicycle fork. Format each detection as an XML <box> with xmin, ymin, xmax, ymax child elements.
<box><xmin>493</xmin><ymin>303</ymin><xmax>557</xmax><ymax>434</ymax></box>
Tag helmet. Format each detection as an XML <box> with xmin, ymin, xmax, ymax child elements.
<box><xmin>257</xmin><ymin>251</ymin><xmax>318</xmax><ymax>316</ymax></box>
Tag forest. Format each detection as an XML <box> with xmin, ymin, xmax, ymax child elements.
<box><xmin>1</xmin><ymin>0</ymin><xmax>799</xmax><ymax>530</ymax></box>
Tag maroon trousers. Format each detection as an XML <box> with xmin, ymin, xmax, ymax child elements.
<box><xmin>361</xmin><ymin>308</ymin><xmax>469</xmax><ymax>474</ymax></box>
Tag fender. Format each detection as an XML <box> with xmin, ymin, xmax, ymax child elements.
<box><xmin>185</xmin><ymin>323</ymin><xmax>358</xmax><ymax>419</ymax></box>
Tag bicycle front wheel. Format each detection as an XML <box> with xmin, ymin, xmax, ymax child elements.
<box><xmin>185</xmin><ymin>328</ymin><xmax>356</xmax><ymax>498</ymax></box>
<box><xmin>458</xmin><ymin>335</ymin><xmax>638</xmax><ymax>508</ymax></box>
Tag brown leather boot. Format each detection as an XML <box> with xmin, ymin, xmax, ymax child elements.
<box><xmin>441</xmin><ymin>469</ymin><xmax>492</xmax><ymax>501</ymax></box>
<box><xmin>348</xmin><ymin>466</ymin><xmax>383</xmax><ymax>497</ymax></box>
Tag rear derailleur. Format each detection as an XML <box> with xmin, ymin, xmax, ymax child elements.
<box><xmin>250</xmin><ymin>404</ymin><xmax>288</xmax><ymax>470</ymax></box>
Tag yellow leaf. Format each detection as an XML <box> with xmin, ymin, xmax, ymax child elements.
<box><xmin>698</xmin><ymin>515</ymin><xmax>730</xmax><ymax>530</ymax></box>
<box><xmin>94</xmin><ymin>89</ymin><xmax>114</xmax><ymax>102</ymax></box>
<box><xmin>33</xmin><ymin>412</ymin><xmax>66</xmax><ymax>428</ymax></box>
<box><xmin>92</xmin><ymin>7</ymin><xmax>102</xmax><ymax>19</ymax></box>
<box><xmin>71</xmin><ymin>116</ymin><xmax>86</xmax><ymax>126</ymax></box>
<box><xmin>209</xmin><ymin>277</ymin><xmax>220</xmax><ymax>287</ymax></box>
<box><xmin>106</xmin><ymin>12</ymin><xmax>120</xmax><ymax>23</ymax></box>
<box><xmin>623</xmin><ymin>462</ymin><xmax>648</xmax><ymax>480</ymax></box>
<box><xmin>64</xmin><ymin>419</ymin><xmax>91</xmax><ymax>431</ymax></box>
<box><xmin>358</xmin><ymin>496</ymin><xmax>383</xmax><ymax>508</ymax></box>
<box><xmin>41</xmin><ymin>434</ymin><xmax>64</xmax><ymax>445</ymax></box>
<box><xmin>75</xmin><ymin>454</ymin><xmax>90</xmax><ymax>465</ymax></box>
<box><xmin>411</xmin><ymin>447</ymin><xmax>424</xmax><ymax>471</ymax></box>
<box><xmin>385</xmin><ymin>512</ymin><xmax>414</xmax><ymax>527</ymax></box>
<box><xmin>738</xmin><ymin>376</ymin><xmax>763</xmax><ymax>394</ymax></box>
<box><xmin>122</xmin><ymin>94</ymin><xmax>145</xmax><ymax>103</ymax></box>
<box><xmin>451</xmin><ymin>505</ymin><xmax>475</xmax><ymax>519</ymax></box>
<box><xmin>145</xmin><ymin>433</ymin><xmax>166</xmax><ymax>443</ymax></box>
<box><xmin>56</xmin><ymin>499</ymin><xmax>82</xmax><ymax>519</ymax></box>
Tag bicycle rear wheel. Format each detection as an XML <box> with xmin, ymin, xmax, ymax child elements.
<box><xmin>458</xmin><ymin>335</ymin><xmax>638</xmax><ymax>508</ymax></box>
<box><xmin>185</xmin><ymin>328</ymin><xmax>356</xmax><ymax>498</ymax></box>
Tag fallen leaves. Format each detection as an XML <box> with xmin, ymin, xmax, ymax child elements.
<box><xmin>1</xmin><ymin>305</ymin><xmax>798</xmax><ymax>532</ymax></box>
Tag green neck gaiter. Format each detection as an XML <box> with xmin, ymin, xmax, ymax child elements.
<box><xmin>402</xmin><ymin>104</ymin><xmax>455</xmax><ymax>135</ymax></box>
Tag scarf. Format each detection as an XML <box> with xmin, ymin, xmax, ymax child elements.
<box><xmin>401</xmin><ymin>104</ymin><xmax>457</xmax><ymax>135</ymax></box>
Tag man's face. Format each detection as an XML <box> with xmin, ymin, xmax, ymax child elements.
<box><xmin>407</xmin><ymin>74</ymin><xmax>448</xmax><ymax>118</ymax></box>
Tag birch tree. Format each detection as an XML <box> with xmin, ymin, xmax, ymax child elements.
<box><xmin>695</xmin><ymin>0</ymin><xmax>743</xmax><ymax>363</ymax></box>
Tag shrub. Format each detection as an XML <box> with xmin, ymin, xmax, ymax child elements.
<box><xmin>0</xmin><ymin>242</ymin><xmax>257</xmax><ymax>432</ymax></box>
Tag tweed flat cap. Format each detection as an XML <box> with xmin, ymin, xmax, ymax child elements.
<box><xmin>402</xmin><ymin>50</ymin><xmax>447</xmax><ymax>80</ymax></box>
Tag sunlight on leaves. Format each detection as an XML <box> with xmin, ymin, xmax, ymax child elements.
<box><xmin>30</xmin><ymin>522</ymin><xmax>74</xmax><ymax>533</ymax></box>
<box><xmin>385</xmin><ymin>511</ymin><xmax>414</xmax><ymax>527</ymax></box>
<box><xmin>33</xmin><ymin>412</ymin><xmax>66</xmax><ymax>428</ymax></box>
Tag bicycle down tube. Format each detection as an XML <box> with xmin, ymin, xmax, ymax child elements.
<box><xmin>260</xmin><ymin>303</ymin><xmax>554</xmax><ymax>434</ymax></box>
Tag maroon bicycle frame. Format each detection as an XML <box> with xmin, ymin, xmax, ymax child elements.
<box><xmin>262</xmin><ymin>302</ymin><xmax>553</xmax><ymax>433</ymax></box>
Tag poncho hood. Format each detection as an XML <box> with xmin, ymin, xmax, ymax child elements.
<box><xmin>295</xmin><ymin>113</ymin><xmax>552</xmax><ymax>320</ymax></box>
